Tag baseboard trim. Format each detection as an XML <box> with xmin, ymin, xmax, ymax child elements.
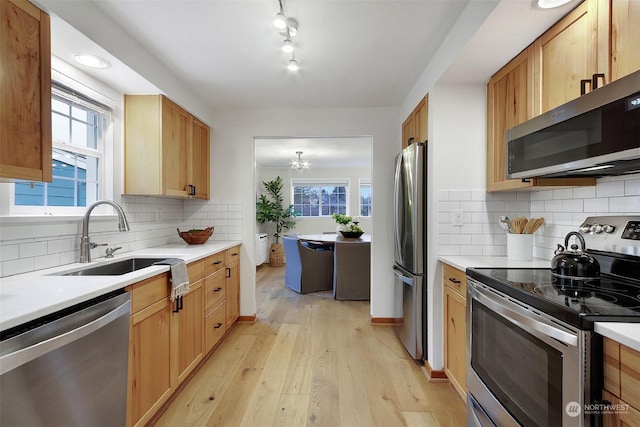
<box><xmin>370</xmin><ymin>317</ymin><xmax>402</xmax><ymax>325</ymax></box>
<box><xmin>238</xmin><ymin>315</ymin><xmax>257</xmax><ymax>323</ymax></box>
<box><xmin>423</xmin><ymin>360</ymin><xmax>449</xmax><ymax>383</ymax></box>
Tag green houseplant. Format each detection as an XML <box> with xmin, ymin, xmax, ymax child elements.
<box><xmin>256</xmin><ymin>176</ymin><xmax>299</xmax><ymax>266</ymax></box>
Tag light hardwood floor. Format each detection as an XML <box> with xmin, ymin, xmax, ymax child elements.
<box><xmin>155</xmin><ymin>265</ymin><xmax>467</xmax><ymax>427</ymax></box>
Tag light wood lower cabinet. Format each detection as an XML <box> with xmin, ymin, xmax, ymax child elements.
<box><xmin>126</xmin><ymin>248</ymin><xmax>241</xmax><ymax>426</ymax></box>
<box><xmin>602</xmin><ymin>337</ymin><xmax>640</xmax><ymax>427</ymax></box>
<box><xmin>443</xmin><ymin>263</ymin><xmax>467</xmax><ymax>401</ymax></box>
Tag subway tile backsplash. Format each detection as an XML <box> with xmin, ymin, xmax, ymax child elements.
<box><xmin>438</xmin><ymin>174</ymin><xmax>640</xmax><ymax>261</ymax></box>
<box><xmin>0</xmin><ymin>196</ymin><xmax>242</xmax><ymax>277</ymax></box>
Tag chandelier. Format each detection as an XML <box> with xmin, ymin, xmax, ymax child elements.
<box><xmin>289</xmin><ymin>151</ymin><xmax>309</xmax><ymax>169</ymax></box>
<box><xmin>273</xmin><ymin>0</ymin><xmax>299</xmax><ymax>71</ymax></box>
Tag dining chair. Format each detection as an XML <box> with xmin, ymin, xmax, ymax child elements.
<box><xmin>333</xmin><ymin>241</ymin><xmax>371</xmax><ymax>300</ymax></box>
<box><xmin>297</xmin><ymin>240</ymin><xmax>334</xmax><ymax>293</ymax></box>
<box><xmin>282</xmin><ymin>235</ymin><xmax>302</xmax><ymax>292</ymax></box>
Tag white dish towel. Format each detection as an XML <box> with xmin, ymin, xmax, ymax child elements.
<box><xmin>155</xmin><ymin>258</ymin><xmax>190</xmax><ymax>301</ymax></box>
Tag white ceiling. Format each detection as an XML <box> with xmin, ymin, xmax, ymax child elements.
<box><xmin>40</xmin><ymin>0</ymin><xmax>579</xmax><ymax>166</ymax></box>
<box><xmin>255</xmin><ymin>137</ymin><xmax>372</xmax><ymax>168</ymax></box>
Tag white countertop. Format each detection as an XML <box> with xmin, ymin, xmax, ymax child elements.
<box><xmin>595</xmin><ymin>322</ymin><xmax>640</xmax><ymax>352</ymax></box>
<box><xmin>438</xmin><ymin>255</ymin><xmax>551</xmax><ymax>271</ymax></box>
<box><xmin>0</xmin><ymin>241</ymin><xmax>241</xmax><ymax>332</ymax></box>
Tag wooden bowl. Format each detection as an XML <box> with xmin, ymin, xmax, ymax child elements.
<box><xmin>177</xmin><ymin>227</ymin><xmax>214</xmax><ymax>244</ymax></box>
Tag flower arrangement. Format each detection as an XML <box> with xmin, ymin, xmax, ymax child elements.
<box><xmin>331</xmin><ymin>213</ymin><xmax>362</xmax><ymax>233</ymax></box>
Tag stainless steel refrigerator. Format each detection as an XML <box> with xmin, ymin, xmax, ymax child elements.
<box><xmin>393</xmin><ymin>141</ymin><xmax>426</xmax><ymax>360</ymax></box>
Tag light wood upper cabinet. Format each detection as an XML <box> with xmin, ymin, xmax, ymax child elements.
<box><xmin>532</xmin><ymin>0</ymin><xmax>601</xmax><ymax>114</ymax></box>
<box><xmin>610</xmin><ymin>0</ymin><xmax>640</xmax><ymax>81</ymax></box>
<box><xmin>401</xmin><ymin>95</ymin><xmax>428</xmax><ymax>149</ymax></box>
<box><xmin>0</xmin><ymin>0</ymin><xmax>52</xmax><ymax>182</ymax></box>
<box><xmin>124</xmin><ymin>95</ymin><xmax>210</xmax><ymax>199</ymax></box>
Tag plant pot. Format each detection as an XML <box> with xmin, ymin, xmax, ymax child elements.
<box><xmin>269</xmin><ymin>243</ymin><xmax>284</xmax><ymax>267</ymax></box>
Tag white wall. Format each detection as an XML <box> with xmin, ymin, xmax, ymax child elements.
<box><xmin>209</xmin><ymin>108</ymin><xmax>398</xmax><ymax>319</ymax></box>
<box><xmin>256</xmin><ymin>166</ymin><xmax>372</xmax><ymax>240</ymax></box>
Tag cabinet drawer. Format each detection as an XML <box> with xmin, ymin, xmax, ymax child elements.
<box><xmin>226</xmin><ymin>246</ymin><xmax>240</xmax><ymax>265</ymax></box>
<box><xmin>205</xmin><ymin>269</ymin><xmax>225</xmax><ymax>313</ymax></box>
<box><xmin>205</xmin><ymin>303</ymin><xmax>226</xmax><ymax>353</ymax></box>
<box><xmin>204</xmin><ymin>252</ymin><xmax>226</xmax><ymax>276</ymax></box>
<box><xmin>127</xmin><ymin>273</ymin><xmax>169</xmax><ymax>314</ymax></box>
<box><xmin>621</xmin><ymin>344</ymin><xmax>640</xmax><ymax>410</ymax></box>
<box><xmin>443</xmin><ymin>264</ymin><xmax>467</xmax><ymax>296</ymax></box>
<box><xmin>187</xmin><ymin>259</ymin><xmax>204</xmax><ymax>283</ymax></box>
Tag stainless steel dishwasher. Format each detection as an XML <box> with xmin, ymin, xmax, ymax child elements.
<box><xmin>0</xmin><ymin>290</ymin><xmax>130</xmax><ymax>426</ymax></box>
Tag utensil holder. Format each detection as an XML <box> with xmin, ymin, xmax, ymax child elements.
<box><xmin>507</xmin><ymin>234</ymin><xmax>533</xmax><ymax>261</ymax></box>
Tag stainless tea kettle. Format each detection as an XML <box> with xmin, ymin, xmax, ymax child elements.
<box><xmin>551</xmin><ymin>231</ymin><xmax>600</xmax><ymax>279</ymax></box>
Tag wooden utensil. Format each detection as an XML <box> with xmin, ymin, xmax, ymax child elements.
<box><xmin>526</xmin><ymin>217</ymin><xmax>545</xmax><ymax>234</ymax></box>
<box><xmin>511</xmin><ymin>217</ymin><xmax>528</xmax><ymax>234</ymax></box>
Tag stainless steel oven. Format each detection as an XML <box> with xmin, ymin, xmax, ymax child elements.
<box><xmin>466</xmin><ymin>216</ymin><xmax>640</xmax><ymax>427</ymax></box>
<box><xmin>467</xmin><ymin>278</ymin><xmax>591</xmax><ymax>427</ymax></box>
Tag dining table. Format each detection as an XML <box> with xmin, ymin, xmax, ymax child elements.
<box><xmin>296</xmin><ymin>233</ymin><xmax>372</xmax><ymax>245</ymax></box>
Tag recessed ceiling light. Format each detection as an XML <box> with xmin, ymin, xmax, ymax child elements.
<box><xmin>73</xmin><ymin>53</ymin><xmax>111</xmax><ymax>69</ymax></box>
<box><xmin>537</xmin><ymin>0</ymin><xmax>572</xmax><ymax>9</ymax></box>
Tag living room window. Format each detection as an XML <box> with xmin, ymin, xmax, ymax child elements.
<box><xmin>9</xmin><ymin>83</ymin><xmax>112</xmax><ymax>215</ymax></box>
<box><xmin>291</xmin><ymin>179</ymin><xmax>349</xmax><ymax>217</ymax></box>
<box><xmin>359</xmin><ymin>179</ymin><xmax>371</xmax><ymax>217</ymax></box>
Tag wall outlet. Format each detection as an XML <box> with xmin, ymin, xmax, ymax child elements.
<box><xmin>453</xmin><ymin>209</ymin><xmax>463</xmax><ymax>226</ymax></box>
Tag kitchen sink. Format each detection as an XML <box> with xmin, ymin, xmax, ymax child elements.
<box><xmin>58</xmin><ymin>258</ymin><xmax>169</xmax><ymax>276</ymax></box>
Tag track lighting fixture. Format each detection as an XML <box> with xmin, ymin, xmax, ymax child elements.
<box><xmin>273</xmin><ymin>0</ymin><xmax>300</xmax><ymax>71</ymax></box>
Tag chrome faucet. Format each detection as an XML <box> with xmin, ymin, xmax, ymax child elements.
<box><xmin>80</xmin><ymin>200</ymin><xmax>130</xmax><ymax>263</ymax></box>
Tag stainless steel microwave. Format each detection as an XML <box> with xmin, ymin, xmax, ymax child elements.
<box><xmin>507</xmin><ymin>69</ymin><xmax>640</xmax><ymax>179</ymax></box>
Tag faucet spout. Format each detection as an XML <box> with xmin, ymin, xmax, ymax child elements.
<box><xmin>80</xmin><ymin>200</ymin><xmax>130</xmax><ymax>263</ymax></box>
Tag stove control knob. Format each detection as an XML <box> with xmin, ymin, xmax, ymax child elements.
<box><xmin>580</xmin><ymin>224</ymin><xmax>592</xmax><ymax>233</ymax></box>
<box><xmin>603</xmin><ymin>224</ymin><xmax>615</xmax><ymax>234</ymax></box>
<box><xmin>591</xmin><ymin>224</ymin><xmax>604</xmax><ymax>234</ymax></box>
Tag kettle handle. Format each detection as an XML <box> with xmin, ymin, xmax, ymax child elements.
<box><xmin>564</xmin><ymin>231</ymin><xmax>586</xmax><ymax>252</ymax></box>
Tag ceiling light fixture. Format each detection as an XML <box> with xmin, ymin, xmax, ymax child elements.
<box><xmin>290</xmin><ymin>151</ymin><xmax>309</xmax><ymax>169</ymax></box>
<box><xmin>537</xmin><ymin>0</ymin><xmax>572</xmax><ymax>9</ymax></box>
<box><xmin>73</xmin><ymin>53</ymin><xmax>111</xmax><ymax>69</ymax></box>
<box><xmin>273</xmin><ymin>0</ymin><xmax>300</xmax><ymax>71</ymax></box>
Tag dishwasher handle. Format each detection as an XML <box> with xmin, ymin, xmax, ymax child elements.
<box><xmin>0</xmin><ymin>299</ymin><xmax>130</xmax><ymax>375</ymax></box>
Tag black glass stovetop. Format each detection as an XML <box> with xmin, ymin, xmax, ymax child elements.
<box><xmin>467</xmin><ymin>267</ymin><xmax>640</xmax><ymax>329</ymax></box>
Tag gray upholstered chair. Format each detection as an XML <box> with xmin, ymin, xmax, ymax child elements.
<box><xmin>333</xmin><ymin>240</ymin><xmax>371</xmax><ymax>300</ymax></box>
<box><xmin>297</xmin><ymin>240</ymin><xmax>334</xmax><ymax>293</ymax></box>
<box><xmin>282</xmin><ymin>235</ymin><xmax>302</xmax><ymax>292</ymax></box>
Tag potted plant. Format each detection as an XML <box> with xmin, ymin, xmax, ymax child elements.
<box><xmin>256</xmin><ymin>176</ymin><xmax>299</xmax><ymax>266</ymax></box>
<box><xmin>332</xmin><ymin>213</ymin><xmax>363</xmax><ymax>237</ymax></box>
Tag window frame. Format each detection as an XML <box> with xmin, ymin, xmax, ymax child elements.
<box><xmin>290</xmin><ymin>178</ymin><xmax>351</xmax><ymax>218</ymax></box>
<box><xmin>5</xmin><ymin>82</ymin><xmax>113</xmax><ymax>216</ymax></box>
<box><xmin>359</xmin><ymin>178</ymin><xmax>372</xmax><ymax>217</ymax></box>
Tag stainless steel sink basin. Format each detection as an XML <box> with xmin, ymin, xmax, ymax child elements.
<box><xmin>60</xmin><ymin>258</ymin><xmax>169</xmax><ymax>276</ymax></box>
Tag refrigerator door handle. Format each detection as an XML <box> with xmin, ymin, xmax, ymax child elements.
<box><xmin>393</xmin><ymin>154</ymin><xmax>403</xmax><ymax>266</ymax></box>
<box><xmin>393</xmin><ymin>266</ymin><xmax>414</xmax><ymax>285</ymax></box>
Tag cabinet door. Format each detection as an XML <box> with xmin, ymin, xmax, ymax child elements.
<box><xmin>174</xmin><ymin>282</ymin><xmax>204</xmax><ymax>385</ymax></box>
<box><xmin>189</xmin><ymin>118</ymin><xmax>210</xmax><ymax>200</ymax></box>
<box><xmin>128</xmin><ymin>298</ymin><xmax>172</xmax><ymax>427</ymax></box>
<box><xmin>225</xmin><ymin>261</ymin><xmax>240</xmax><ymax>326</ymax></box>
<box><xmin>0</xmin><ymin>0</ymin><xmax>51</xmax><ymax>182</ymax></box>
<box><xmin>161</xmin><ymin>97</ymin><xmax>189</xmax><ymax>197</ymax></box>
<box><xmin>533</xmin><ymin>0</ymin><xmax>600</xmax><ymax>114</ymax></box>
<box><xmin>444</xmin><ymin>286</ymin><xmax>466</xmax><ymax>400</ymax></box>
<box><xmin>486</xmin><ymin>49</ymin><xmax>534</xmax><ymax>192</ymax></box>
<box><xmin>401</xmin><ymin>114</ymin><xmax>415</xmax><ymax>149</ymax></box>
<box><xmin>610</xmin><ymin>0</ymin><xmax>640</xmax><ymax>81</ymax></box>
<box><xmin>414</xmin><ymin>95</ymin><xmax>428</xmax><ymax>143</ymax></box>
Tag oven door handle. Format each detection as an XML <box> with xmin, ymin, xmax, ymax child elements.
<box><xmin>470</xmin><ymin>283</ymin><xmax>578</xmax><ymax>347</ymax></box>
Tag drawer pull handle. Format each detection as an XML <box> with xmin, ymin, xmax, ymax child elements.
<box><xmin>226</xmin><ymin>268</ymin><xmax>231</xmax><ymax>278</ymax></box>
<box><xmin>448</xmin><ymin>277</ymin><xmax>461</xmax><ymax>284</ymax></box>
<box><xmin>214</xmin><ymin>323</ymin><xmax>223</xmax><ymax>329</ymax></box>
<box><xmin>231</xmin><ymin>252</ymin><xmax>238</xmax><ymax>257</ymax></box>
<box><xmin>214</xmin><ymin>287</ymin><xmax>223</xmax><ymax>292</ymax></box>
<box><xmin>213</xmin><ymin>260</ymin><xmax>222</xmax><ymax>265</ymax></box>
